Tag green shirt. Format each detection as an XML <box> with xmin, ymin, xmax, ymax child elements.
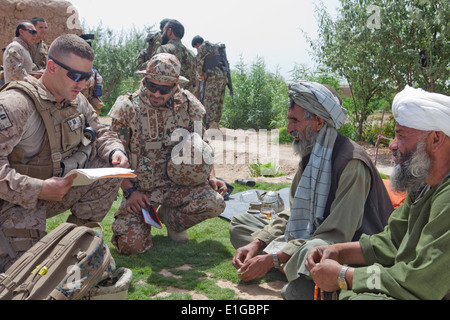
<box><xmin>253</xmin><ymin>159</ymin><xmax>372</xmax><ymax>281</ymax></box>
<box><xmin>349</xmin><ymin>176</ymin><xmax>450</xmax><ymax>300</ymax></box>
<box><xmin>254</xmin><ymin>159</ymin><xmax>371</xmax><ymax>256</ymax></box>
<box><xmin>156</xmin><ymin>39</ymin><xmax>196</xmax><ymax>93</ymax></box>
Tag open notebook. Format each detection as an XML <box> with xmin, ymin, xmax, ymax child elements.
<box><xmin>65</xmin><ymin>168</ymin><xmax>136</xmax><ymax>186</ymax></box>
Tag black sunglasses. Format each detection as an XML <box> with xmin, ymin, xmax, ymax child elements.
<box><xmin>48</xmin><ymin>55</ymin><xmax>93</xmax><ymax>82</ymax></box>
<box><xmin>22</xmin><ymin>28</ymin><xmax>37</xmax><ymax>35</ymax></box>
<box><xmin>144</xmin><ymin>79</ymin><xmax>175</xmax><ymax>95</ymax></box>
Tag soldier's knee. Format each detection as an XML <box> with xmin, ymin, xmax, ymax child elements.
<box><xmin>208</xmin><ymin>196</ymin><xmax>226</xmax><ymax>218</ymax></box>
<box><xmin>111</xmin><ymin>209</ymin><xmax>153</xmax><ymax>255</ymax></box>
<box><xmin>111</xmin><ymin>232</ymin><xmax>153</xmax><ymax>255</ymax></box>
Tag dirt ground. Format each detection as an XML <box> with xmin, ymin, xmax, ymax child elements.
<box><xmin>100</xmin><ymin>117</ymin><xmax>394</xmax><ymax>300</ymax></box>
<box><xmin>209</xmin><ymin>127</ymin><xmax>394</xmax><ymax>183</ymax></box>
<box><xmin>155</xmin><ymin>265</ymin><xmax>286</xmax><ymax>300</ymax></box>
<box><xmin>100</xmin><ymin>117</ymin><xmax>393</xmax><ymax>183</ymax></box>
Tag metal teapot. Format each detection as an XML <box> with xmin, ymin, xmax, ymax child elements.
<box><xmin>255</xmin><ymin>191</ymin><xmax>285</xmax><ymax>213</ymax></box>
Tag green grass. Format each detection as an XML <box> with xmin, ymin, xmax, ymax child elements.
<box><xmin>46</xmin><ymin>182</ymin><xmax>289</xmax><ymax>300</ymax></box>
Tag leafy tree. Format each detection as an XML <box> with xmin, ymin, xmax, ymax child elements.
<box><xmin>304</xmin><ymin>0</ymin><xmax>449</xmax><ymax>140</ymax></box>
<box><xmin>83</xmin><ymin>23</ymin><xmax>156</xmax><ymax>114</ymax></box>
<box><xmin>221</xmin><ymin>56</ymin><xmax>281</xmax><ymax>129</ymax></box>
<box><xmin>373</xmin><ymin>0</ymin><xmax>449</xmax><ymax>93</ymax></box>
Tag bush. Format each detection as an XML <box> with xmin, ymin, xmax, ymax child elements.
<box><xmin>278</xmin><ymin>126</ymin><xmax>294</xmax><ymax>144</ymax></box>
<box><xmin>221</xmin><ymin>56</ymin><xmax>288</xmax><ymax>130</ymax></box>
<box><xmin>362</xmin><ymin>115</ymin><xmax>396</xmax><ymax>146</ymax></box>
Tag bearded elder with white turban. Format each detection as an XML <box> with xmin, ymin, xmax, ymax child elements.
<box><xmin>306</xmin><ymin>86</ymin><xmax>450</xmax><ymax>300</ymax></box>
<box><xmin>230</xmin><ymin>80</ymin><xmax>394</xmax><ymax>300</ymax></box>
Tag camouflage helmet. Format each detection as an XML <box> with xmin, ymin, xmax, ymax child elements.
<box><xmin>136</xmin><ymin>53</ymin><xmax>189</xmax><ymax>85</ymax></box>
<box><xmin>166</xmin><ymin>133</ymin><xmax>214</xmax><ymax>186</ymax></box>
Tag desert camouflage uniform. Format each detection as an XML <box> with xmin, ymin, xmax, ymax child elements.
<box><xmin>0</xmin><ymin>76</ymin><xmax>124</xmax><ymax>271</ymax></box>
<box><xmin>29</xmin><ymin>40</ymin><xmax>49</xmax><ymax>70</ymax></box>
<box><xmin>81</xmin><ymin>68</ymin><xmax>104</xmax><ymax>115</ymax></box>
<box><xmin>136</xmin><ymin>33</ymin><xmax>162</xmax><ymax>71</ymax></box>
<box><xmin>2</xmin><ymin>37</ymin><xmax>37</xmax><ymax>83</ymax></box>
<box><xmin>156</xmin><ymin>39</ymin><xmax>197</xmax><ymax>94</ymax></box>
<box><xmin>108</xmin><ymin>83</ymin><xmax>225</xmax><ymax>254</ymax></box>
<box><xmin>195</xmin><ymin>41</ymin><xmax>228</xmax><ymax>126</ymax></box>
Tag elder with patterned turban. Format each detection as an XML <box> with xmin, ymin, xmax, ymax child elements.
<box><xmin>306</xmin><ymin>87</ymin><xmax>450</xmax><ymax>300</ymax></box>
<box><xmin>230</xmin><ymin>80</ymin><xmax>393</xmax><ymax>300</ymax></box>
<box><xmin>108</xmin><ymin>53</ymin><xmax>226</xmax><ymax>253</ymax></box>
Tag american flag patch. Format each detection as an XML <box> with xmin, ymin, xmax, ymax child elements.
<box><xmin>0</xmin><ymin>105</ymin><xmax>13</xmax><ymax>130</ymax></box>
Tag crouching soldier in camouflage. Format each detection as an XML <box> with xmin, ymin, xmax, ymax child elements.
<box><xmin>109</xmin><ymin>53</ymin><xmax>227</xmax><ymax>254</ymax></box>
<box><xmin>0</xmin><ymin>34</ymin><xmax>129</xmax><ymax>272</ymax></box>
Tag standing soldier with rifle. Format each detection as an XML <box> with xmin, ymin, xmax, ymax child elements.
<box><xmin>192</xmin><ymin>35</ymin><xmax>232</xmax><ymax>130</ymax></box>
<box><xmin>136</xmin><ymin>19</ymin><xmax>170</xmax><ymax>71</ymax></box>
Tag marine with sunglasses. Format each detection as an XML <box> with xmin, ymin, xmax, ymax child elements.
<box><xmin>2</xmin><ymin>21</ymin><xmax>39</xmax><ymax>84</ymax></box>
<box><xmin>108</xmin><ymin>53</ymin><xmax>226</xmax><ymax>254</ymax></box>
<box><xmin>0</xmin><ymin>34</ymin><xmax>129</xmax><ymax>272</ymax></box>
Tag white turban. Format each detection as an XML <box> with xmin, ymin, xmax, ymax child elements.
<box><xmin>392</xmin><ymin>86</ymin><xmax>450</xmax><ymax>137</ymax></box>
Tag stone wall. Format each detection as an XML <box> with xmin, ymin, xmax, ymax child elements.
<box><xmin>0</xmin><ymin>0</ymin><xmax>83</xmax><ymax>62</ymax></box>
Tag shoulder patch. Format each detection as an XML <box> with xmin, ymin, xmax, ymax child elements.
<box><xmin>8</xmin><ymin>49</ymin><xmax>19</xmax><ymax>58</ymax></box>
<box><xmin>0</xmin><ymin>105</ymin><xmax>13</xmax><ymax>130</ymax></box>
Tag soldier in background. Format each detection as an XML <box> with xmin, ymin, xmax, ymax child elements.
<box><xmin>2</xmin><ymin>21</ymin><xmax>38</xmax><ymax>83</ymax></box>
<box><xmin>109</xmin><ymin>53</ymin><xmax>226</xmax><ymax>254</ymax></box>
<box><xmin>136</xmin><ymin>18</ymin><xmax>170</xmax><ymax>71</ymax></box>
<box><xmin>192</xmin><ymin>35</ymin><xmax>229</xmax><ymax>129</ymax></box>
<box><xmin>81</xmin><ymin>66</ymin><xmax>105</xmax><ymax>115</ymax></box>
<box><xmin>156</xmin><ymin>19</ymin><xmax>196</xmax><ymax>94</ymax></box>
<box><xmin>0</xmin><ymin>53</ymin><xmax>5</xmax><ymax>86</ymax></box>
<box><xmin>79</xmin><ymin>34</ymin><xmax>105</xmax><ymax>115</ymax></box>
<box><xmin>29</xmin><ymin>17</ymin><xmax>49</xmax><ymax>71</ymax></box>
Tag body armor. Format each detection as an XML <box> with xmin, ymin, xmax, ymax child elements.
<box><xmin>3</xmin><ymin>81</ymin><xmax>93</xmax><ymax>179</ymax></box>
<box><xmin>122</xmin><ymin>89</ymin><xmax>210</xmax><ymax>190</ymax></box>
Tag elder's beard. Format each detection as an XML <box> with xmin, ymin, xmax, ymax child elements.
<box><xmin>291</xmin><ymin>125</ymin><xmax>317</xmax><ymax>158</ymax></box>
<box><xmin>390</xmin><ymin>141</ymin><xmax>431</xmax><ymax>193</ymax></box>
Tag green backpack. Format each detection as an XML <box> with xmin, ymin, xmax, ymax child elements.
<box><xmin>0</xmin><ymin>223</ymin><xmax>115</xmax><ymax>300</ymax></box>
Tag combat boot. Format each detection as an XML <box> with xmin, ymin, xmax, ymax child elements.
<box><xmin>157</xmin><ymin>205</ymin><xmax>189</xmax><ymax>243</ymax></box>
<box><xmin>167</xmin><ymin>227</ymin><xmax>189</xmax><ymax>243</ymax></box>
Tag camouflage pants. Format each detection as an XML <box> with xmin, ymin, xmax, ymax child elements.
<box><xmin>0</xmin><ymin>156</ymin><xmax>121</xmax><ymax>272</ymax></box>
<box><xmin>201</xmin><ymin>77</ymin><xmax>227</xmax><ymax>124</ymax></box>
<box><xmin>111</xmin><ymin>182</ymin><xmax>226</xmax><ymax>255</ymax></box>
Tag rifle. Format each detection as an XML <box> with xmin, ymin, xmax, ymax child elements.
<box><xmin>198</xmin><ymin>79</ymin><xmax>209</xmax><ymax>127</ymax></box>
<box><xmin>218</xmin><ymin>44</ymin><xmax>233</xmax><ymax>101</ymax></box>
<box><xmin>199</xmin><ymin>78</ymin><xmax>206</xmax><ymax>104</ymax></box>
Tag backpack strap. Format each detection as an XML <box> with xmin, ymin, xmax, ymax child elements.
<box><xmin>2</xmin><ymin>81</ymin><xmax>65</xmax><ymax>176</ymax></box>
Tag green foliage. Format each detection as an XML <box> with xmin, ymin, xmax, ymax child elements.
<box><xmin>82</xmin><ymin>23</ymin><xmax>156</xmax><ymax>115</ymax></box>
<box><xmin>221</xmin><ymin>56</ymin><xmax>288</xmax><ymax>130</ymax></box>
<box><xmin>277</xmin><ymin>126</ymin><xmax>294</xmax><ymax>144</ymax></box>
<box><xmin>248</xmin><ymin>160</ymin><xmax>285</xmax><ymax>178</ymax></box>
<box><xmin>304</xmin><ymin>0</ymin><xmax>449</xmax><ymax>141</ymax></box>
<box><xmin>362</xmin><ymin>113</ymin><xmax>396</xmax><ymax>146</ymax></box>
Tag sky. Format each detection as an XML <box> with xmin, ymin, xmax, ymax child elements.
<box><xmin>68</xmin><ymin>0</ymin><xmax>341</xmax><ymax>79</ymax></box>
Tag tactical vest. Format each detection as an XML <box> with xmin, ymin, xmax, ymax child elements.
<box><xmin>2</xmin><ymin>81</ymin><xmax>92</xmax><ymax>180</ymax></box>
<box><xmin>202</xmin><ymin>42</ymin><xmax>227</xmax><ymax>74</ymax></box>
<box><xmin>301</xmin><ymin>133</ymin><xmax>394</xmax><ymax>241</ymax></box>
<box><xmin>126</xmin><ymin>90</ymin><xmax>193</xmax><ymax>191</ymax></box>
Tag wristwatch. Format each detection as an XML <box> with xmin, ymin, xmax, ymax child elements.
<box><xmin>272</xmin><ymin>252</ymin><xmax>280</xmax><ymax>269</ymax></box>
<box><xmin>123</xmin><ymin>186</ymin><xmax>137</xmax><ymax>199</ymax></box>
<box><xmin>338</xmin><ymin>266</ymin><xmax>349</xmax><ymax>290</ymax></box>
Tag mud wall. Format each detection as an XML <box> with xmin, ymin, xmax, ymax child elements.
<box><xmin>0</xmin><ymin>0</ymin><xmax>83</xmax><ymax>62</ymax></box>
